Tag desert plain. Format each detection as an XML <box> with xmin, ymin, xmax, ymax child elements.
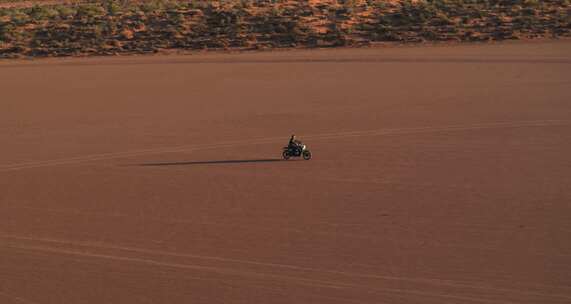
<box><xmin>1</xmin><ymin>41</ymin><xmax>571</xmax><ymax>303</ymax></box>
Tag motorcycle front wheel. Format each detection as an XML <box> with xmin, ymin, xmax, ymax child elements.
<box><xmin>302</xmin><ymin>150</ymin><xmax>312</xmax><ymax>160</ymax></box>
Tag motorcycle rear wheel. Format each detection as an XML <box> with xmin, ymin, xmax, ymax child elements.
<box><xmin>283</xmin><ymin>150</ymin><xmax>291</xmax><ymax>160</ymax></box>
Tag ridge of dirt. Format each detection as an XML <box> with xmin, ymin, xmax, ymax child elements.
<box><xmin>1</xmin><ymin>0</ymin><xmax>570</xmax><ymax>58</ymax></box>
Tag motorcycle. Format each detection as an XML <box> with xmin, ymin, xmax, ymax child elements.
<box><xmin>283</xmin><ymin>144</ymin><xmax>312</xmax><ymax>160</ymax></box>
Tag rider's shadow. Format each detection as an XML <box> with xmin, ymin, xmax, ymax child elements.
<box><xmin>138</xmin><ymin>158</ymin><xmax>285</xmax><ymax>167</ymax></box>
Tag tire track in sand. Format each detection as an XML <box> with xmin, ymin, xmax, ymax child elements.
<box><xmin>1</xmin><ymin>120</ymin><xmax>569</xmax><ymax>173</ymax></box>
<box><xmin>1</xmin><ymin>240</ymin><xmax>521</xmax><ymax>304</ymax></box>
<box><xmin>2</xmin><ymin>234</ymin><xmax>570</xmax><ymax>303</ymax></box>
<box><xmin>0</xmin><ymin>291</ymin><xmax>39</xmax><ymax>304</ymax></box>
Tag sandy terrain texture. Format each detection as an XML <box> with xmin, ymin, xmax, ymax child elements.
<box><xmin>1</xmin><ymin>41</ymin><xmax>571</xmax><ymax>303</ymax></box>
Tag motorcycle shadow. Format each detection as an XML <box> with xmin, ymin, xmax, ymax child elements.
<box><xmin>138</xmin><ymin>158</ymin><xmax>287</xmax><ymax>167</ymax></box>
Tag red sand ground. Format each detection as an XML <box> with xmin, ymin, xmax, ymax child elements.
<box><xmin>1</xmin><ymin>41</ymin><xmax>571</xmax><ymax>304</ymax></box>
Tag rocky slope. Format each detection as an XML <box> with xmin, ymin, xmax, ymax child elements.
<box><xmin>1</xmin><ymin>0</ymin><xmax>570</xmax><ymax>58</ymax></box>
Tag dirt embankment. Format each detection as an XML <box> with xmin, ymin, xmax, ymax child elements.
<box><xmin>1</xmin><ymin>0</ymin><xmax>570</xmax><ymax>58</ymax></box>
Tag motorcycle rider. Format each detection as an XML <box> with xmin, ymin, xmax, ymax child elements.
<box><xmin>288</xmin><ymin>134</ymin><xmax>303</xmax><ymax>155</ymax></box>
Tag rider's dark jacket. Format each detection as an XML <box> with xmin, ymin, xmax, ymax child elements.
<box><xmin>289</xmin><ymin>136</ymin><xmax>302</xmax><ymax>149</ymax></box>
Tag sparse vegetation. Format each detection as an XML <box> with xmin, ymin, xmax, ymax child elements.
<box><xmin>0</xmin><ymin>0</ymin><xmax>570</xmax><ymax>58</ymax></box>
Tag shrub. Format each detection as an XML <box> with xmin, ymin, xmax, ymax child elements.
<box><xmin>105</xmin><ymin>0</ymin><xmax>123</xmax><ymax>16</ymax></box>
<box><xmin>55</xmin><ymin>5</ymin><xmax>76</xmax><ymax>19</ymax></box>
<box><xmin>76</xmin><ymin>4</ymin><xmax>106</xmax><ymax>19</ymax></box>
<box><xmin>29</xmin><ymin>5</ymin><xmax>59</xmax><ymax>21</ymax></box>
